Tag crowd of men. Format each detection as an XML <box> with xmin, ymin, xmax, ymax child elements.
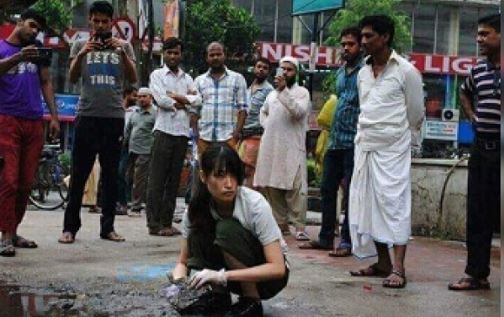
<box><xmin>0</xmin><ymin>0</ymin><xmax>500</xmax><ymax>296</ymax></box>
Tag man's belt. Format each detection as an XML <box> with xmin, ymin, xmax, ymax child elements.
<box><xmin>476</xmin><ymin>138</ymin><xmax>500</xmax><ymax>151</ymax></box>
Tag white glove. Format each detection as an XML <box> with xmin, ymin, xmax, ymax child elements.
<box><xmin>189</xmin><ymin>268</ymin><xmax>227</xmax><ymax>289</ymax></box>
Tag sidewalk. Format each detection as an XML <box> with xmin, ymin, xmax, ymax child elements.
<box><xmin>0</xmin><ymin>206</ymin><xmax>500</xmax><ymax>317</ymax></box>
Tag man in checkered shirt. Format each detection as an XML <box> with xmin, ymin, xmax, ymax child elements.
<box><xmin>193</xmin><ymin>42</ymin><xmax>249</xmax><ymax>157</ymax></box>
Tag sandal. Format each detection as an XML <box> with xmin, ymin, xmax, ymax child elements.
<box><xmin>295</xmin><ymin>231</ymin><xmax>310</xmax><ymax>241</ymax></box>
<box><xmin>298</xmin><ymin>240</ymin><xmax>333</xmax><ymax>250</ymax></box>
<box><xmin>383</xmin><ymin>270</ymin><xmax>407</xmax><ymax>289</ymax></box>
<box><xmin>13</xmin><ymin>235</ymin><xmax>38</xmax><ymax>248</ymax></box>
<box><xmin>448</xmin><ymin>277</ymin><xmax>490</xmax><ymax>291</ymax></box>
<box><xmin>157</xmin><ymin>227</ymin><xmax>181</xmax><ymax>237</ymax></box>
<box><xmin>101</xmin><ymin>231</ymin><xmax>125</xmax><ymax>242</ymax></box>
<box><xmin>58</xmin><ymin>232</ymin><xmax>75</xmax><ymax>244</ymax></box>
<box><xmin>328</xmin><ymin>246</ymin><xmax>352</xmax><ymax>257</ymax></box>
<box><xmin>350</xmin><ymin>263</ymin><xmax>391</xmax><ymax>277</ymax></box>
<box><xmin>0</xmin><ymin>240</ymin><xmax>15</xmax><ymax>257</ymax></box>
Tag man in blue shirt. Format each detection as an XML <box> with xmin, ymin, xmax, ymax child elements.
<box><xmin>299</xmin><ymin>26</ymin><xmax>362</xmax><ymax>256</ymax></box>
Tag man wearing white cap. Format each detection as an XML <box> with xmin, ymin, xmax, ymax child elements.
<box><xmin>254</xmin><ymin>56</ymin><xmax>311</xmax><ymax>241</ymax></box>
<box><xmin>124</xmin><ymin>87</ymin><xmax>156</xmax><ymax>216</ymax></box>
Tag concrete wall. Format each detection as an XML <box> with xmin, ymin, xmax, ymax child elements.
<box><xmin>411</xmin><ymin>158</ymin><xmax>468</xmax><ymax>240</ymax></box>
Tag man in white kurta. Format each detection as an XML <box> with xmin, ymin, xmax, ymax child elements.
<box><xmin>254</xmin><ymin>56</ymin><xmax>311</xmax><ymax>240</ymax></box>
<box><xmin>349</xmin><ymin>15</ymin><xmax>424</xmax><ymax>289</ymax></box>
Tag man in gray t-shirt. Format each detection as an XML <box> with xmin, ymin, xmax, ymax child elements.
<box><xmin>59</xmin><ymin>1</ymin><xmax>137</xmax><ymax>244</ymax></box>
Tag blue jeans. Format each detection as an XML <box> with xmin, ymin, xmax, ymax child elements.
<box><xmin>318</xmin><ymin>149</ymin><xmax>354</xmax><ymax>248</ymax></box>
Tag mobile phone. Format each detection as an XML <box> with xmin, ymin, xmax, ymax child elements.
<box><xmin>36</xmin><ymin>47</ymin><xmax>53</xmax><ymax>59</ymax></box>
<box><xmin>275</xmin><ymin>67</ymin><xmax>284</xmax><ymax>77</ymax></box>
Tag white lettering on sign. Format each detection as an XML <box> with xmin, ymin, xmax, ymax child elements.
<box><xmin>258</xmin><ymin>42</ymin><xmax>478</xmax><ymax>75</ymax></box>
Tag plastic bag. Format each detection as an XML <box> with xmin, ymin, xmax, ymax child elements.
<box><xmin>317</xmin><ymin>94</ymin><xmax>337</xmax><ymax>130</ymax></box>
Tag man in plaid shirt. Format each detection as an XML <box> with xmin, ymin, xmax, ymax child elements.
<box><xmin>194</xmin><ymin>42</ymin><xmax>249</xmax><ymax>157</ymax></box>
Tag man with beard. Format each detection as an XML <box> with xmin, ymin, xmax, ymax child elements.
<box><xmin>194</xmin><ymin>42</ymin><xmax>248</xmax><ymax>157</ymax></box>
<box><xmin>254</xmin><ymin>56</ymin><xmax>311</xmax><ymax>241</ymax></box>
<box><xmin>238</xmin><ymin>57</ymin><xmax>273</xmax><ymax>187</ymax></box>
<box><xmin>0</xmin><ymin>9</ymin><xmax>60</xmax><ymax>256</ymax></box>
<box><xmin>299</xmin><ymin>27</ymin><xmax>363</xmax><ymax>257</ymax></box>
<box><xmin>59</xmin><ymin>1</ymin><xmax>137</xmax><ymax>244</ymax></box>
<box><xmin>448</xmin><ymin>14</ymin><xmax>500</xmax><ymax>291</ymax></box>
<box><xmin>147</xmin><ymin>37</ymin><xmax>200</xmax><ymax>236</ymax></box>
<box><xmin>348</xmin><ymin>15</ymin><xmax>424</xmax><ymax>289</ymax></box>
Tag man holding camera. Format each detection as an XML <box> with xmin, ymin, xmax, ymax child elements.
<box><xmin>0</xmin><ymin>9</ymin><xmax>60</xmax><ymax>256</ymax></box>
<box><xmin>59</xmin><ymin>1</ymin><xmax>137</xmax><ymax>244</ymax></box>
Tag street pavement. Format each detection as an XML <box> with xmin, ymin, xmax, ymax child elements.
<box><xmin>0</xmin><ymin>202</ymin><xmax>500</xmax><ymax>317</ymax></box>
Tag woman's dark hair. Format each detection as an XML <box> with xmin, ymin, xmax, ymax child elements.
<box><xmin>123</xmin><ymin>85</ymin><xmax>137</xmax><ymax>97</ymax></box>
<box><xmin>359</xmin><ymin>15</ymin><xmax>395</xmax><ymax>47</ymax></box>
<box><xmin>188</xmin><ymin>144</ymin><xmax>244</xmax><ymax>232</ymax></box>
<box><xmin>89</xmin><ymin>1</ymin><xmax>114</xmax><ymax>18</ymax></box>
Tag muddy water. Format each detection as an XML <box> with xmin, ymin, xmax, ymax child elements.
<box><xmin>0</xmin><ymin>282</ymin><xmax>65</xmax><ymax>317</ymax></box>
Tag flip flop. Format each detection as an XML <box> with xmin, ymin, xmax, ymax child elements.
<box><xmin>448</xmin><ymin>277</ymin><xmax>490</xmax><ymax>291</ymax></box>
<box><xmin>0</xmin><ymin>240</ymin><xmax>15</xmax><ymax>257</ymax></box>
<box><xmin>350</xmin><ymin>263</ymin><xmax>391</xmax><ymax>278</ymax></box>
<box><xmin>13</xmin><ymin>235</ymin><xmax>38</xmax><ymax>248</ymax></box>
<box><xmin>298</xmin><ymin>240</ymin><xmax>333</xmax><ymax>250</ymax></box>
<box><xmin>58</xmin><ymin>232</ymin><xmax>75</xmax><ymax>244</ymax></box>
<box><xmin>328</xmin><ymin>247</ymin><xmax>352</xmax><ymax>257</ymax></box>
<box><xmin>101</xmin><ymin>231</ymin><xmax>125</xmax><ymax>242</ymax></box>
<box><xmin>383</xmin><ymin>270</ymin><xmax>407</xmax><ymax>289</ymax></box>
<box><xmin>157</xmin><ymin>227</ymin><xmax>181</xmax><ymax>237</ymax></box>
<box><xmin>295</xmin><ymin>231</ymin><xmax>310</xmax><ymax>241</ymax></box>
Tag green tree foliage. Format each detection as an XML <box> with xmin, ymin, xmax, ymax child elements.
<box><xmin>322</xmin><ymin>0</ymin><xmax>411</xmax><ymax>95</ymax></box>
<box><xmin>32</xmin><ymin>0</ymin><xmax>81</xmax><ymax>34</ymax></box>
<box><xmin>183</xmin><ymin>0</ymin><xmax>260</xmax><ymax>74</ymax></box>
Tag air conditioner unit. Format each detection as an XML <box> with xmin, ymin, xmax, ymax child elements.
<box><xmin>441</xmin><ymin>109</ymin><xmax>460</xmax><ymax>122</ymax></box>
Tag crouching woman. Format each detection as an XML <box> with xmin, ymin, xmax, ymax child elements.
<box><xmin>170</xmin><ymin>144</ymin><xmax>289</xmax><ymax>317</ymax></box>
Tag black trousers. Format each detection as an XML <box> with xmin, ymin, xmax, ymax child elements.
<box><xmin>63</xmin><ymin>116</ymin><xmax>124</xmax><ymax>237</ymax></box>
<box><xmin>465</xmin><ymin>142</ymin><xmax>500</xmax><ymax>279</ymax></box>
<box><xmin>146</xmin><ymin>131</ymin><xmax>188</xmax><ymax>231</ymax></box>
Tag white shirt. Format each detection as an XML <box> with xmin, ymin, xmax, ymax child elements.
<box><xmin>356</xmin><ymin>50</ymin><xmax>424</xmax><ymax>151</ymax></box>
<box><xmin>181</xmin><ymin>187</ymin><xmax>288</xmax><ymax>254</ymax></box>
<box><xmin>149</xmin><ymin>65</ymin><xmax>201</xmax><ymax>137</ymax></box>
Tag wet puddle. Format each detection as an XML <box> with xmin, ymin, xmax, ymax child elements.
<box><xmin>0</xmin><ymin>282</ymin><xmax>70</xmax><ymax>317</ymax></box>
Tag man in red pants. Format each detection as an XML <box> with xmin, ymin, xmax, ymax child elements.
<box><xmin>0</xmin><ymin>9</ymin><xmax>60</xmax><ymax>256</ymax></box>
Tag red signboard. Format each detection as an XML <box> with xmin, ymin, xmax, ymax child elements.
<box><xmin>257</xmin><ymin>42</ymin><xmax>478</xmax><ymax>76</ymax></box>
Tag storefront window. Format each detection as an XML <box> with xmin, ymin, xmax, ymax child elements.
<box><xmin>277</xmin><ymin>0</ymin><xmax>292</xmax><ymax>43</ymax></box>
<box><xmin>253</xmin><ymin>0</ymin><xmax>276</xmax><ymax>41</ymax></box>
<box><xmin>412</xmin><ymin>4</ymin><xmax>435</xmax><ymax>53</ymax></box>
<box><xmin>424</xmin><ymin>74</ymin><xmax>445</xmax><ymax>118</ymax></box>
<box><xmin>458</xmin><ymin>6</ymin><xmax>478</xmax><ymax>56</ymax></box>
<box><xmin>436</xmin><ymin>5</ymin><xmax>454</xmax><ymax>55</ymax></box>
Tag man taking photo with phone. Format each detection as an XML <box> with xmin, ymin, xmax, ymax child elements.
<box><xmin>0</xmin><ymin>9</ymin><xmax>60</xmax><ymax>257</ymax></box>
<box><xmin>59</xmin><ymin>0</ymin><xmax>137</xmax><ymax>244</ymax></box>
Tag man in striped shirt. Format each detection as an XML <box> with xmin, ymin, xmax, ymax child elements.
<box><xmin>449</xmin><ymin>13</ymin><xmax>500</xmax><ymax>291</ymax></box>
<box><xmin>298</xmin><ymin>26</ymin><xmax>363</xmax><ymax>257</ymax></box>
<box><xmin>194</xmin><ymin>42</ymin><xmax>248</xmax><ymax>157</ymax></box>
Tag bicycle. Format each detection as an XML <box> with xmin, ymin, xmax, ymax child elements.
<box><xmin>29</xmin><ymin>144</ymin><xmax>70</xmax><ymax>210</ymax></box>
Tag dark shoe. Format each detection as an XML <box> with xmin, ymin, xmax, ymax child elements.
<box><xmin>225</xmin><ymin>297</ymin><xmax>263</xmax><ymax>317</ymax></box>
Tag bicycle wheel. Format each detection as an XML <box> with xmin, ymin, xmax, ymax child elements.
<box><xmin>29</xmin><ymin>161</ymin><xmax>65</xmax><ymax>210</ymax></box>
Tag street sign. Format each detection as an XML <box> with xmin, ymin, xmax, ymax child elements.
<box><xmin>292</xmin><ymin>0</ymin><xmax>344</xmax><ymax>15</ymax></box>
<box><xmin>423</xmin><ymin>120</ymin><xmax>459</xmax><ymax>141</ymax></box>
<box><xmin>112</xmin><ymin>17</ymin><xmax>136</xmax><ymax>43</ymax></box>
